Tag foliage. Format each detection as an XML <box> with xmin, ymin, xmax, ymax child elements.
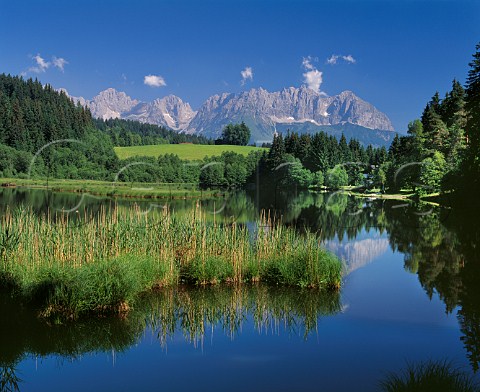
<box><xmin>457</xmin><ymin>42</ymin><xmax>480</xmax><ymax>199</ymax></box>
<box><xmin>0</xmin><ymin>74</ymin><xmax>119</xmax><ymax>180</ymax></box>
<box><xmin>380</xmin><ymin>360</ymin><xmax>479</xmax><ymax>392</ymax></box>
<box><xmin>418</xmin><ymin>151</ymin><xmax>446</xmax><ymax>195</ymax></box>
<box><xmin>95</xmin><ymin>118</ymin><xmax>212</xmax><ymax>146</ymax></box>
<box><xmin>313</xmin><ymin>170</ymin><xmax>324</xmax><ymax>187</ymax></box>
<box><xmin>386</xmin><ymin>76</ymin><xmax>468</xmax><ymax>194</ymax></box>
<box><xmin>258</xmin><ymin>130</ymin><xmax>385</xmax><ymax>190</ymax></box>
<box><xmin>216</xmin><ymin>122</ymin><xmax>251</xmax><ymax>146</ymax></box>
<box><xmin>0</xmin><ymin>206</ymin><xmax>342</xmax><ymax>318</ymax></box>
<box><xmin>325</xmin><ymin>165</ymin><xmax>349</xmax><ymax>189</ymax></box>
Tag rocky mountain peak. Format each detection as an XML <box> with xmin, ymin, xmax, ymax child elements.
<box><xmin>66</xmin><ymin>85</ymin><xmax>394</xmax><ymax>145</ymax></box>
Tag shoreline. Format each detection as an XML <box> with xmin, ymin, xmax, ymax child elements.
<box><xmin>0</xmin><ymin>177</ymin><xmax>224</xmax><ymax>200</ymax></box>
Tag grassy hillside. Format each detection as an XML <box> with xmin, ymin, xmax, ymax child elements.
<box><xmin>114</xmin><ymin>144</ymin><xmax>266</xmax><ymax>160</ymax></box>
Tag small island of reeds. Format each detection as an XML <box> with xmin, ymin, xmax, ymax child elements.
<box><xmin>0</xmin><ymin>205</ymin><xmax>342</xmax><ymax>319</ymax></box>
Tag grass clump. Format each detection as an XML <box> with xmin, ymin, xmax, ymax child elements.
<box><xmin>0</xmin><ymin>206</ymin><xmax>341</xmax><ymax>319</ymax></box>
<box><xmin>380</xmin><ymin>360</ymin><xmax>479</xmax><ymax>392</ymax></box>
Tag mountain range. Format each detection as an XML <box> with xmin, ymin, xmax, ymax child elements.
<box><xmin>65</xmin><ymin>86</ymin><xmax>396</xmax><ymax>147</ymax></box>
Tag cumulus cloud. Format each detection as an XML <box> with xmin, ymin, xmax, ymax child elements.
<box><xmin>52</xmin><ymin>56</ymin><xmax>68</xmax><ymax>72</ymax></box>
<box><xmin>302</xmin><ymin>57</ymin><xmax>315</xmax><ymax>70</ymax></box>
<box><xmin>302</xmin><ymin>57</ymin><xmax>323</xmax><ymax>94</ymax></box>
<box><xmin>144</xmin><ymin>74</ymin><xmax>166</xmax><ymax>87</ymax></box>
<box><xmin>29</xmin><ymin>54</ymin><xmax>50</xmax><ymax>73</ymax></box>
<box><xmin>240</xmin><ymin>66</ymin><xmax>253</xmax><ymax>85</ymax></box>
<box><xmin>327</xmin><ymin>54</ymin><xmax>356</xmax><ymax>65</ymax></box>
<box><xmin>23</xmin><ymin>53</ymin><xmax>69</xmax><ymax>75</ymax></box>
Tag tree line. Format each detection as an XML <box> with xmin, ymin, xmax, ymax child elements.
<box><xmin>257</xmin><ymin>131</ymin><xmax>388</xmax><ymax>189</ymax></box>
<box><xmin>95</xmin><ymin>118</ymin><xmax>213</xmax><ymax>146</ymax></box>
<box><xmin>380</xmin><ymin>42</ymin><xmax>479</xmax><ymax>199</ymax></box>
<box><xmin>1</xmin><ymin>38</ymin><xmax>478</xmax><ymax>196</ymax></box>
<box><xmin>0</xmin><ymin>74</ymin><xmax>117</xmax><ymax>179</ymax></box>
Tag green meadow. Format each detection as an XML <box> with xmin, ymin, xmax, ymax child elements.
<box><xmin>114</xmin><ymin>144</ymin><xmax>266</xmax><ymax>160</ymax></box>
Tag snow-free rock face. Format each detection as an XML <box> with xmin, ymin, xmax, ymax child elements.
<box><xmin>125</xmin><ymin>95</ymin><xmax>196</xmax><ymax>131</ymax></box>
<box><xmin>186</xmin><ymin>86</ymin><xmax>394</xmax><ymax>139</ymax></box>
<box><xmin>69</xmin><ymin>89</ymin><xmax>195</xmax><ymax>131</ymax></box>
<box><xmin>67</xmin><ymin>86</ymin><xmax>394</xmax><ymax>146</ymax></box>
<box><xmin>87</xmin><ymin>88</ymin><xmax>138</xmax><ymax>120</ymax></box>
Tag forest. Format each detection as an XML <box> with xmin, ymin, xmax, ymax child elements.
<box><xmin>0</xmin><ymin>40</ymin><xmax>478</xmax><ymax>196</ymax></box>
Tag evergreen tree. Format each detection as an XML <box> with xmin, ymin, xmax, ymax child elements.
<box><xmin>284</xmin><ymin>130</ymin><xmax>299</xmax><ymax>155</ymax></box>
<box><xmin>339</xmin><ymin>134</ymin><xmax>351</xmax><ymax>162</ymax></box>
<box><xmin>442</xmin><ymin>79</ymin><xmax>466</xmax><ymax>128</ymax></box>
<box><xmin>461</xmin><ymin>42</ymin><xmax>480</xmax><ymax>197</ymax></box>
<box><xmin>421</xmin><ymin>95</ymin><xmax>449</xmax><ymax>154</ymax></box>
<box><xmin>465</xmin><ymin>43</ymin><xmax>480</xmax><ymax>167</ymax></box>
<box><xmin>267</xmin><ymin>133</ymin><xmax>286</xmax><ymax>169</ymax></box>
<box><xmin>407</xmin><ymin>119</ymin><xmax>425</xmax><ymax>159</ymax></box>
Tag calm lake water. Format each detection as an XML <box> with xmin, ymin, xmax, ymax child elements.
<box><xmin>0</xmin><ymin>187</ymin><xmax>479</xmax><ymax>391</ymax></box>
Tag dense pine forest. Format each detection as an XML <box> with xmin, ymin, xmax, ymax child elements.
<box><xmin>95</xmin><ymin>118</ymin><xmax>212</xmax><ymax>146</ymax></box>
<box><xmin>0</xmin><ymin>74</ymin><xmax>116</xmax><ymax>179</ymax></box>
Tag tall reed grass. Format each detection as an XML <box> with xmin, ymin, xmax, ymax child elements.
<box><xmin>0</xmin><ymin>205</ymin><xmax>342</xmax><ymax>318</ymax></box>
<box><xmin>380</xmin><ymin>360</ymin><xmax>479</xmax><ymax>392</ymax></box>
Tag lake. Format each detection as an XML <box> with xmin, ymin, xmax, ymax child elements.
<box><xmin>0</xmin><ymin>186</ymin><xmax>478</xmax><ymax>391</ymax></box>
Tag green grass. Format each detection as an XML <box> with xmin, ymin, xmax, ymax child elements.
<box><xmin>0</xmin><ymin>177</ymin><xmax>221</xmax><ymax>199</ymax></box>
<box><xmin>114</xmin><ymin>144</ymin><xmax>266</xmax><ymax>160</ymax></box>
<box><xmin>380</xmin><ymin>361</ymin><xmax>479</xmax><ymax>392</ymax></box>
<box><xmin>0</xmin><ymin>206</ymin><xmax>342</xmax><ymax>319</ymax></box>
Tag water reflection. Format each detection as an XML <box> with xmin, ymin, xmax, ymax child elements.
<box><xmin>381</xmin><ymin>202</ymin><xmax>480</xmax><ymax>372</ymax></box>
<box><xmin>1</xmin><ymin>187</ymin><xmax>479</xmax><ymax>372</ymax></box>
<box><xmin>0</xmin><ymin>286</ymin><xmax>341</xmax><ymax>390</ymax></box>
<box><xmin>325</xmin><ymin>236</ymin><xmax>390</xmax><ymax>274</ymax></box>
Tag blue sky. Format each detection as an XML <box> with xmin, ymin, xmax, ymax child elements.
<box><xmin>1</xmin><ymin>0</ymin><xmax>479</xmax><ymax>132</ymax></box>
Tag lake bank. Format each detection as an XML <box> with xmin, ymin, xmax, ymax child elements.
<box><xmin>0</xmin><ymin>177</ymin><xmax>223</xmax><ymax>199</ymax></box>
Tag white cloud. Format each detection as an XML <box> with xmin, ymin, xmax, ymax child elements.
<box><xmin>327</xmin><ymin>55</ymin><xmax>339</xmax><ymax>65</ymax></box>
<box><xmin>342</xmin><ymin>54</ymin><xmax>356</xmax><ymax>64</ymax></box>
<box><xmin>52</xmin><ymin>56</ymin><xmax>68</xmax><ymax>72</ymax></box>
<box><xmin>144</xmin><ymin>74</ymin><xmax>166</xmax><ymax>87</ymax></box>
<box><xmin>327</xmin><ymin>54</ymin><xmax>356</xmax><ymax>65</ymax></box>
<box><xmin>303</xmin><ymin>69</ymin><xmax>323</xmax><ymax>93</ymax></box>
<box><xmin>29</xmin><ymin>54</ymin><xmax>50</xmax><ymax>73</ymax></box>
<box><xmin>302</xmin><ymin>57</ymin><xmax>323</xmax><ymax>94</ymax></box>
<box><xmin>23</xmin><ymin>53</ymin><xmax>69</xmax><ymax>75</ymax></box>
<box><xmin>240</xmin><ymin>66</ymin><xmax>253</xmax><ymax>85</ymax></box>
<box><xmin>302</xmin><ymin>57</ymin><xmax>315</xmax><ymax>70</ymax></box>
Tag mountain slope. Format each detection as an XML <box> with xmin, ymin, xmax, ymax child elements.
<box><xmin>186</xmin><ymin>86</ymin><xmax>394</xmax><ymax>144</ymax></box>
<box><xmin>69</xmin><ymin>89</ymin><xmax>196</xmax><ymax>131</ymax></box>
<box><xmin>68</xmin><ymin>86</ymin><xmax>395</xmax><ymax>146</ymax></box>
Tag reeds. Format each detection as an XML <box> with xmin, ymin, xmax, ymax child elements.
<box><xmin>380</xmin><ymin>360</ymin><xmax>479</xmax><ymax>392</ymax></box>
<box><xmin>0</xmin><ymin>205</ymin><xmax>342</xmax><ymax>318</ymax></box>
